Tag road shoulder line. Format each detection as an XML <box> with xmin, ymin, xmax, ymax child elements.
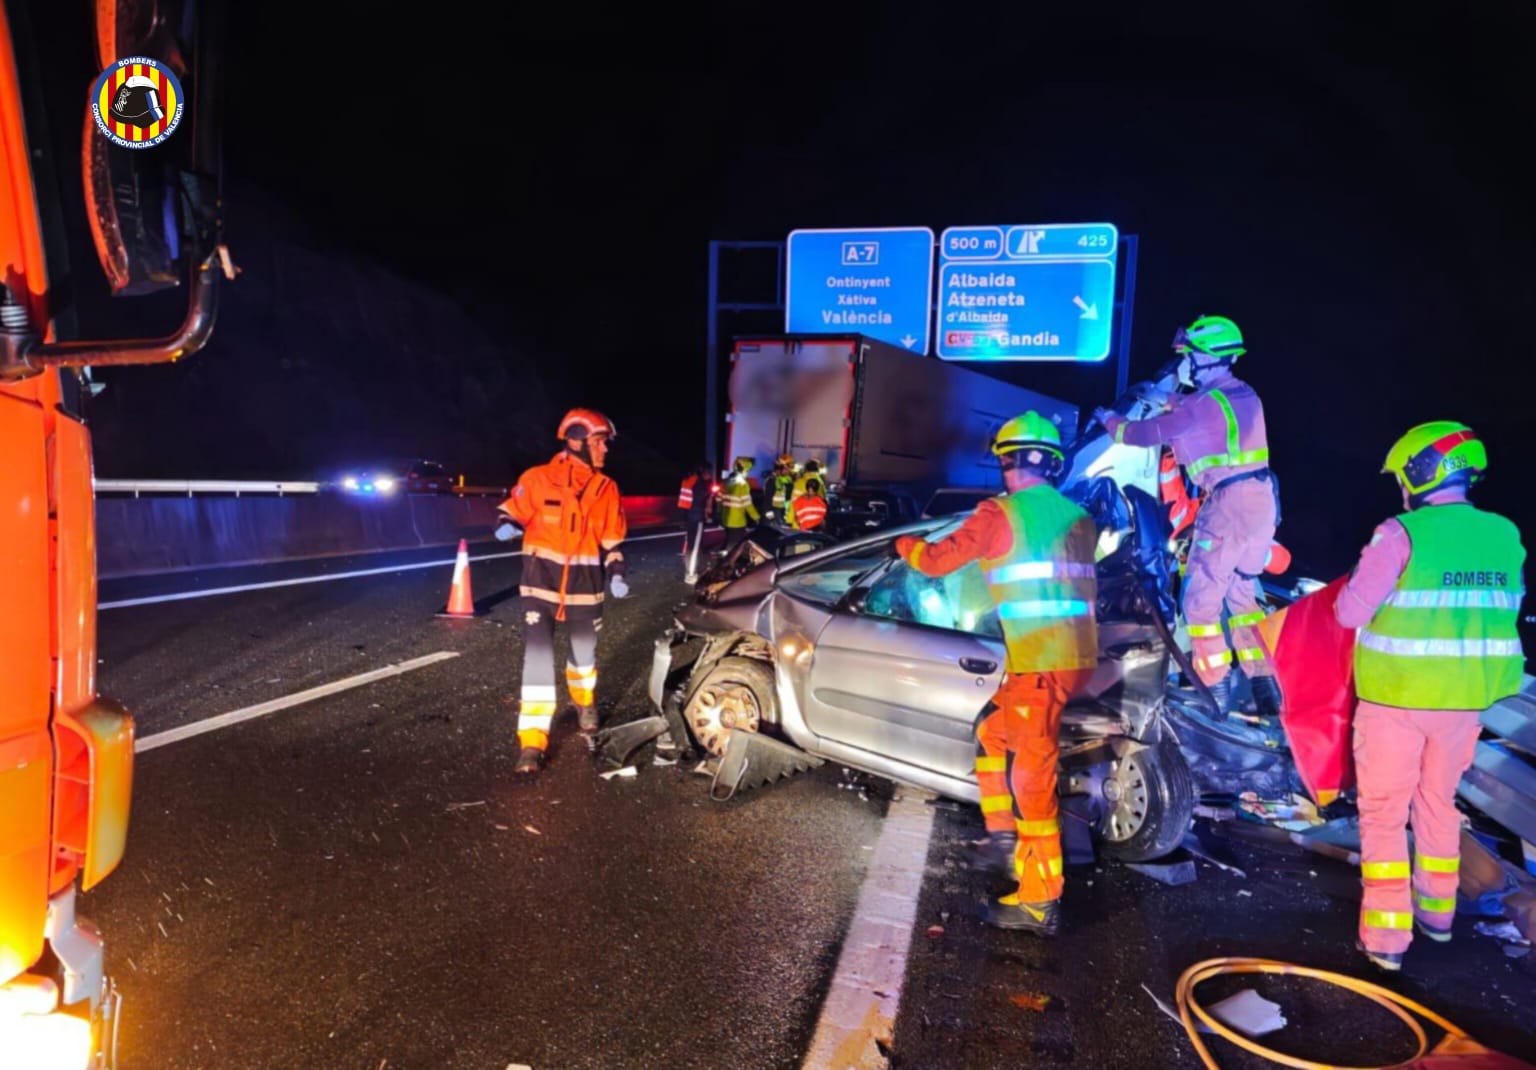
<box><xmin>802</xmin><ymin>789</ymin><xmax>936</xmax><ymax>1070</ymax></box>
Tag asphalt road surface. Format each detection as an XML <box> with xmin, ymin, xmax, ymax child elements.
<box><xmin>87</xmin><ymin>533</ymin><xmax>1536</xmax><ymax>1069</ymax></box>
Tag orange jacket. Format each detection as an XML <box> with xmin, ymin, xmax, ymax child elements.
<box><xmin>788</xmin><ymin>494</ymin><xmax>827</xmax><ymax>530</ymax></box>
<box><xmin>500</xmin><ymin>452</ymin><xmax>627</xmax><ymax>617</ymax></box>
<box><xmin>1160</xmin><ymin>448</ymin><xmax>1199</xmax><ymax>539</ymax></box>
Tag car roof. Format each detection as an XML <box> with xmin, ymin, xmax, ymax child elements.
<box><xmin>773</xmin><ymin>515</ymin><xmax>950</xmax><ymax>577</ymax></box>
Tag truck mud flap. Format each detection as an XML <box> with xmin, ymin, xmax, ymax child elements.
<box><xmin>708</xmin><ymin>729</ymin><xmax>824</xmax><ymax>802</ymax></box>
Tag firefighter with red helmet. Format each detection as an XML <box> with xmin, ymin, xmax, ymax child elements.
<box><xmin>496</xmin><ymin>408</ymin><xmax>628</xmax><ymax>774</ymax></box>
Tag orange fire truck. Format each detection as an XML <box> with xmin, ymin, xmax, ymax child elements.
<box><xmin>0</xmin><ymin>1</ymin><xmax>224</xmax><ymax>1065</ymax></box>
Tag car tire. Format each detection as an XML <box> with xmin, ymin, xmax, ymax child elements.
<box><xmin>1097</xmin><ymin>740</ymin><xmax>1195</xmax><ymax>863</ymax></box>
<box><xmin>684</xmin><ymin>656</ymin><xmax>778</xmax><ymax>756</ymax></box>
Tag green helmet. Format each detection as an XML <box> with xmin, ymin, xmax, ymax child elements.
<box><xmin>1382</xmin><ymin>420</ymin><xmax>1486</xmax><ymax>496</ymax></box>
<box><xmin>1173</xmin><ymin>314</ymin><xmax>1246</xmax><ymax>363</ymax></box>
<box><xmin>991</xmin><ymin>411</ymin><xmax>1062</xmax><ymax>457</ymax></box>
<box><xmin>991</xmin><ymin>412</ymin><xmax>1064</xmax><ymax>483</ymax></box>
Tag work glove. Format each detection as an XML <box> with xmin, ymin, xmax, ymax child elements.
<box><xmin>494</xmin><ymin>518</ymin><xmax>521</xmax><ymax>542</ymax></box>
<box><xmin>605</xmin><ymin>550</ymin><xmax>629</xmax><ymax>598</ymax></box>
<box><xmin>1091</xmin><ymin>406</ymin><xmax>1115</xmax><ymax>428</ymax></box>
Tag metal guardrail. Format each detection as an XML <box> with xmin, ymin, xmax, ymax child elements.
<box><xmin>93</xmin><ymin>479</ymin><xmax>321</xmax><ymax>497</ymax></box>
<box><xmin>91</xmin><ymin>479</ymin><xmax>514</xmax><ymax>498</ymax></box>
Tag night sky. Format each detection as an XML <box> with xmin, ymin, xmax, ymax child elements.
<box><xmin>42</xmin><ymin>2</ymin><xmax>1536</xmax><ymax>576</ymax></box>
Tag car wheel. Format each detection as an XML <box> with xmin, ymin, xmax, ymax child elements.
<box><xmin>684</xmin><ymin>656</ymin><xmax>777</xmax><ymax>757</ymax></box>
<box><xmin>1096</xmin><ymin>740</ymin><xmax>1195</xmax><ymax>863</ymax></box>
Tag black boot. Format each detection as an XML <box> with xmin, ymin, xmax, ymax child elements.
<box><xmin>1203</xmin><ymin>672</ymin><xmax>1235</xmax><ymax>716</ymax></box>
<box><xmin>1250</xmin><ymin>674</ymin><xmax>1283</xmax><ymax>721</ymax></box>
<box><xmin>964</xmin><ymin>832</ymin><xmax>1018</xmax><ymax>875</ymax></box>
<box><xmin>514</xmin><ymin>746</ymin><xmax>546</xmax><ymax>775</ymax></box>
<box><xmin>984</xmin><ymin>896</ymin><xmax>1060</xmax><ymax>937</ymax></box>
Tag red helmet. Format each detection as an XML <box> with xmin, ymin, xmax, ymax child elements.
<box><xmin>557</xmin><ymin>408</ymin><xmax>617</xmax><ymax>441</ymax></box>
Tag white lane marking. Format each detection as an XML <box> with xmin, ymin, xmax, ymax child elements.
<box><xmin>801</xmin><ymin>790</ymin><xmax>936</xmax><ymax>1070</ymax></box>
<box><xmin>100</xmin><ymin>552</ymin><xmax>522</xmax><ymax>609</ymax></box>
<box><xmin>134</xmin><ymin>652</ymin><xmax>461</xmax><ymax>753</ymax></box>
<box><xmin>99</xmin><ymin>527</ymin><xmax>713</xmax><ymax>610</ymax></box>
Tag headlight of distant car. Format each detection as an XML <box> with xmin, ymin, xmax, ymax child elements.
<box><xmin>342</xmin><ymin>476</ymin><xmax>359</xmax><ymax>491</ymax></box>
<box><xmin>373</xmin><ymin>477</ymin><xmax>397</xmax><ymax>493</ymax></box>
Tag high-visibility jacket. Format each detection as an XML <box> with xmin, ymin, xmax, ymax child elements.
<box><xmin>677</xmin><ymin>474</ymin><xmax>711</xmax><ymax>521</ymax></box>
<box><xmin>770</xmin><ymin>473</ymin><xmax>795</xmax><ymax>511</ymax></box>
<box><xmin>1355</xmin><ymin>503</ymin><xmax>1525</xmax><ymax>709</ymax></box>
<box><xmin>899</xmin><ymin>483</ymin><xmax>1098</xmax><ymax>674</ymax></box>
<box><xmin>788</xmin><ymin>493</ymin><xmax>827</xmax><ymax>530</ymax></box>
<box><xmin>1112</xmin><ymin>372</ymin><xmax>1269</xmax><ymax>492</ymax></box>
<box><xmin>982</xmin><ymin>486</ymin><xmax>1099</xmax><ymax>674</ymax></box>
<box><xmin>792</xmin><ymin>472</ymin><xmax>826</xmax><ymax>500</ymax></box>
<box><xmin>499</xmin><ymin>452</ymin><xmax>627</xmax><ymax>618</ymax></box>
<box><xmin>719</xmin><ymin>473</ymin><xmax>759</xmax><ymax>529</ymax></box>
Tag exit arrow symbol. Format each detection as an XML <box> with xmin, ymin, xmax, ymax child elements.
<box><xmin>1073</xmin><ymin>296</ymin><xmax>1099</xmax><ymax>320</ymax></box>
<box><xmin>901</xmin><ymin>334</ymin><xmax>917</xmax><ymax>348</ymax></box>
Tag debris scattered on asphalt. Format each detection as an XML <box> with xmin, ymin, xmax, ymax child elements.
<box><xmin>600</xmin><ymin>766</ymin><xmax>639</xmax><ymax>781</ymax></box>
<box><xmin>652</xmin><ymin>754</ymin><xmax>678</xmax><ymax>767</ymax></box>
<box><xmin>523</xmin><ymin>825</ymin><xmax>541</xmax><ymax>836</ymax></box>
<box><xmin>1474</xmin><ymin>920</ymin><xmax>1530</xmax><ymax>945</ymax></box>
<box><xmin>1181</xmin><ymin>829</ymin><xmax>1248</xmax><ymax>879</ymax></box>
<box><xmin>494</xmin><ymin>824</ymin><xmax>509</xmax><ymax>831</ymax></box>
<box><xmin>1010</xmin><ymin>992</ymin><xmax>1052</xmax><ymax>1012</ymax></box>
<box><xmin>1208</xmin><ymin>989</ymin><xmax>1286</xmax><ymax>1037</ymax></box>
<box><xmin>1503</xmin><ymin>945</ymin><xmax>1531</xmax><ymax>959</ymax></box>
<box><xmin>1237</xmin><ymin>889</ymin><xmax>1253</xmax><ymax>898</ymax></box>
<box><xmin>693</xmin><ymin>761</ymin><xmax>714</xmax><ymax>777</ymax></box>
<box><xmin>1237</xmin><ymin>792</ymin><xmax>1322</xmax><ymax>831</ymax></box>
<box><xmin>1143</xmin><ymin>984</ymin><xmax>1214</xmax><ymax>1033</ymax></box>
<box><xmin>925</xmin><ymin>925</ymin><xmax>945</xmax><ymax>941</ymax></box>
<box><xmin>445</xmin><ymin>800</ymin><xmax>486</xmax><ymax>811</ymax></box>
<box><xmin>507</xmin><ymin>1064</ymin><xmax>533</xmax><ymax>1070</ymax></box>
<box><xmin>1127</xmin><ymin>858</ymin><xmax>1197</xmax><ymax>886</ymax></box>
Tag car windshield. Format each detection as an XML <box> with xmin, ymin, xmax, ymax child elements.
<box><xmin>775</xmin><ymin>541</ymin><xmax>904</xmax><ymax>607</ymax></box>
<box><xmin>854</xmin><ymin>517</ymin><xmax>1003</xmax><ymax>639</ymax></box>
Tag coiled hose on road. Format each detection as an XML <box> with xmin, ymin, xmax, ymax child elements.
<box><xmin>1175</xmin><ymin>957</ymin><xmax>1533</xmax><ymax>1069</ymax></box>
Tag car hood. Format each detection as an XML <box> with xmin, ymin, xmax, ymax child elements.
<box><xmin>677</xmin><ymin>562</ymin><xmax>778</xmax><ymax>635</ymax></box>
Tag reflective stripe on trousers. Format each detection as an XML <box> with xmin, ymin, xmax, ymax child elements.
<box><xmin>517</xmin><ymin>595</ymin><xmax>601</xmax><ymax>751</ymax></box>
<box><xmin>1354</xmin><ymin>701</ymin><xmax>1481</xmax><ymax>953</ymax></box>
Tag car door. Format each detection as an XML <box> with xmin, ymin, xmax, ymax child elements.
<box><xmin>799</xmin><ymin>540</ymin><xmax>1006</xmax><ymax>784</ymax></box>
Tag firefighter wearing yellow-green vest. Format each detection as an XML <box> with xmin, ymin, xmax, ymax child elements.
<box><xmin>1334</xmin><ymin>421</ymin><xmax>1525</xmax><ymax>974</ymax></box>
<box><xmin>720</xmin><ymin>456</ymin><xmax>760</xmax><ymax>553</ymax></box>
<box><xmin>769</xmin><ymin>454</ymin><xmax>797</xmax><ymax>518</ymax></box>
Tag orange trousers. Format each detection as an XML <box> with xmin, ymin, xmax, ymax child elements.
<box><xmin>973</xmin><ymin>669</ymin><xmax>1093</xmax><ymax>903</ymax></box>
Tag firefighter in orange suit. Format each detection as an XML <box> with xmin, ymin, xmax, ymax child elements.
<box><xmin>895</xmin><ymin>412</ymin><xmax>1097</xmax><ymax>936</ymax></box>
<box><xmin>496</xmin><ymin>409</ymin><xmax>628</xmax><ymax>774</ymax></box>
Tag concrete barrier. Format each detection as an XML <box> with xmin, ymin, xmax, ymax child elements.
<box><xmin>95</xmin><ymin>493</ymin><xmax>680</xmax><ymax>579</ymax></box>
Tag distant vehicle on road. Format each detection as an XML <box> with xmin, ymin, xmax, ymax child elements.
<box><xmin>333</xmin><ymin>459</ymin><xmax>452</xmax><ymax>496</ymax></box>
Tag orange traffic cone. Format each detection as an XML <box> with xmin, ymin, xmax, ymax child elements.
<box><xmin>437</xmin><ymin>539</ymin><xmax>477</xmax><ymax>618</ymax></box>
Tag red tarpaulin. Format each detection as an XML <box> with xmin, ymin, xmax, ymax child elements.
<box><xmin>1258</xmin><ymin>575</ymin><xmax>1358</xmax><ymax>806</ymax></box>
